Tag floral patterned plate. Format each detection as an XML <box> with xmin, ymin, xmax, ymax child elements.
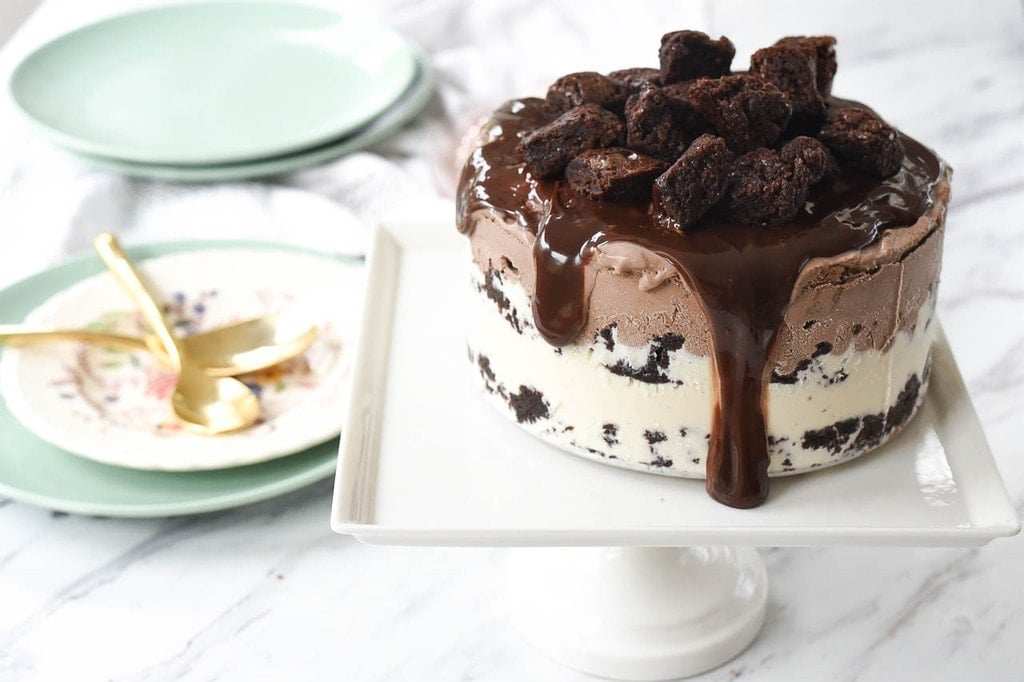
<box><xmin>0</xmin><ymin>245</ymin><xmax>362</xmax><ymax>471</ymax></box>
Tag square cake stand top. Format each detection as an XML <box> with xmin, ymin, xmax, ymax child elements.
<box><xmin>331</xmin><ymin>223</ymin><xmax>1020</xmax><ymax>548</ymax></box>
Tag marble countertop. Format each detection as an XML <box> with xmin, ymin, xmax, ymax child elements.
<box><xmin>0</xmin><ymin>1</ymin><xmax>1022</xmax><ymax>680</ymax></box>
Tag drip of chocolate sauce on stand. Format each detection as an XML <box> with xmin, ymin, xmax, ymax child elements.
<box><xmin>457</xmin><ymin>98</ymin><xmax>942</xmax><ymax>508</ymax></box>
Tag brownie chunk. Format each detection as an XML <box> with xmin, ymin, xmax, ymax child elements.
<box><xmin>775</xmin><ymin>35</ymin><xmax>838</xmax><ymax>95</ymax></box>
<box><xmin>625</xmin><ymin>84</ymin><xmax>687</xmax><ymax>161</ymax></box>
<box><xmin>750</xmin><ymin>45</ymin><xmax>825</xmax><ymax>129</ymax></box>
<box><xmin>608</xmin><ymin>67</ymin><xmax>661</xmax><ymax>94</ymax></box>
<box><xmin>653</xmin><ymin>134</ymin><xmax>735</xmax><ymax>230</ymax></box>
<box><xmin>689</xmin><ymin>75</ymin><xmax>792</xmax><ymax>153</ymax></box>
<box><xmin>566</xmin><ymin>148</ymin><xmax>668</xmax><ymax>201</ymax></box>
<box><xmin>518</xmin><ymin>104</ymin><xmax>624</xmax><ymax>178</ymax></box>
<box><xmin>819</xmin><ymin>107</ymin><xmax>904</xmax><ymax>177</ymax></box>
<box><xmin>661</xmin><ymin>83</ymin><xmax>712</xmax><ymax>140</ymax></box>
<box><xmin>546</xmin><ymin>71</ymin><xmax>626</xmax><ymax>115</ymax></box>
<box><xmin>779</xmin><ymin>135</ymin><xmax>836</xmax><ymax>184</ymax></box>
<box><xmin>722</xmin><ymin>147</ymin><xmax>818</xmax><ymax>225</ymax></box>
<box><xmin>659</xmin><ymin>30</ymin><xmax>735</xmax><ymax>83</ymax></box>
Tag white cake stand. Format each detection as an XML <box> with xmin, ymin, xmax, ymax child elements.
<box><xmin>331</xmin><ymin>224</ymin><xmax>1019</xmax><ymax>681</ymax></box>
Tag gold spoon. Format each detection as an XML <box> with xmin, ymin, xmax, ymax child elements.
<box><xmin>0</xmin><ymin>312</ymin><xmax>318</xmax><ymax>377</ymax></box>
<box><xmin>93</xmin><ymin>233</ymin><xmax>259</xmax><ymax>434</ymax></box>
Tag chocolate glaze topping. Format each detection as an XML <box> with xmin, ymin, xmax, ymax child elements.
<box><xmin>457</xmin><ymin>95</ymin><xmax>942</xmax><ymax>508</ymax></box>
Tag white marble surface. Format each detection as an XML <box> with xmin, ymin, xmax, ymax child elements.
<box><xmin>0</xmin><ymin>1</ymin><xmax>1022</xmax><ymax>680</ymax></box>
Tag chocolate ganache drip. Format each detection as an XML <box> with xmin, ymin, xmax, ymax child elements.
<box><xmin>456</xmin><ymin>33</ymin><xmax>943</xmax><ymax>508</ymax></box>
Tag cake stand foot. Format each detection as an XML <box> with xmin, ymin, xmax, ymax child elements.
<box><xmin>507</xmin><ymin>546</ymin><xmax>767</xmax><ymax>681</ymax></box>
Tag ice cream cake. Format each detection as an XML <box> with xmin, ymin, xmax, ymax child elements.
<box><xmin>456</xmin><ymin>31</ymin><xmax>950</xmax><ymax>508</ymax></box>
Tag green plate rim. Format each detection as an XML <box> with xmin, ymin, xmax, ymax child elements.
<box><xmin>0</xmin><ymin>440</ymin><xmax>341</xmax><ymax>519</ymax></box>
<box><xmin>8</xmin><ymin>1</ymin><xmax>419</xmax><ymax>165</ymax></box>
<box><xmin>0</xmin><ymin>239</ymin><xmax>362</xmax><ymax>517</ymax></box>
<box><xmin>60</xmin><ymin>59</ymin><xmax>434</xmax><ymax>182</ymax></box>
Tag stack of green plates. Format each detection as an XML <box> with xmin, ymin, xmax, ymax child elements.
<box><xmin>8</xmin><ymin>3</ymin><xmax>433</xmax><ymax>181</ymax></box>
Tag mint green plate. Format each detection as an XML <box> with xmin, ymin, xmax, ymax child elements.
<box><xmin>0</xmin><ymin>241</ymin><xmax>355</xmax><ymax>517</ymax></box>
<box><xmin>68</xmin><ymin>61</ymin><xmax>434</xmax><ymax>182</ymax></box>
<box><xmin>9</xmin><ymin>2</ymin><xmax>417</xmax><ymax>165</ymax></box>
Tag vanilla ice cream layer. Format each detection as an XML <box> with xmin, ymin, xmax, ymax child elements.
<box><xmin>466</xmin><ymin>265</ymin><xmax>934</xmax><ymax>477</ymax></box>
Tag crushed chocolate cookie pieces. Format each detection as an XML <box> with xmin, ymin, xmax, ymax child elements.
<box><xmin>508</xmin><ymin>385</ymin><xmax>550</xmax><ymax>424</ymax></box>
<box><xmin>689</xmin><ymin>75</ymin><xmax>792</xmax><ymax>153</ymax></box>
<box><xmin>566</xmin><ymin>148</ymin><xmax>667</xmax><ymax>201</ymax></box>
<box><xmin>659</xmin><ymin>30</ymin><xmax>735</xmax><ymax>83</ymax></box>
<box><xmin>605</xmin><ymin>333</ymin><xmax>685</xmax><ymax>384</ymax></box>
<box><xmin>749</xmin><ymin>45</ymin><xmax>825</xmax><ymax>130</ymax></box>
<box><xmin>546</xmin><ymin>71</ymin><xmax>627</xmax><ymax>115</ymax></box>
<box><xmin>519</xmin><ymin>104</ymin><xmax>623</xmax><ymax>178</ymax></box>
<box><xmin>820</xmin><ymin>107</ymin><xmax>904</xmax><ymax>177</ymax></box>
<box><xmin>775</xmin><ymin>36</ymin><xmax>837</xmax><ymax>95</ymax></box>
<box><xmin>654</xmin><ymin>134</ymin><xmax>734</xmax><ymax>230</ymax></box>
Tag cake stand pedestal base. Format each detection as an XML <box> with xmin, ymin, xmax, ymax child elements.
<box><xmin>507</xmin><ymin>546</ymin><xmax>767</xmax><ymax>681</ymax></box>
